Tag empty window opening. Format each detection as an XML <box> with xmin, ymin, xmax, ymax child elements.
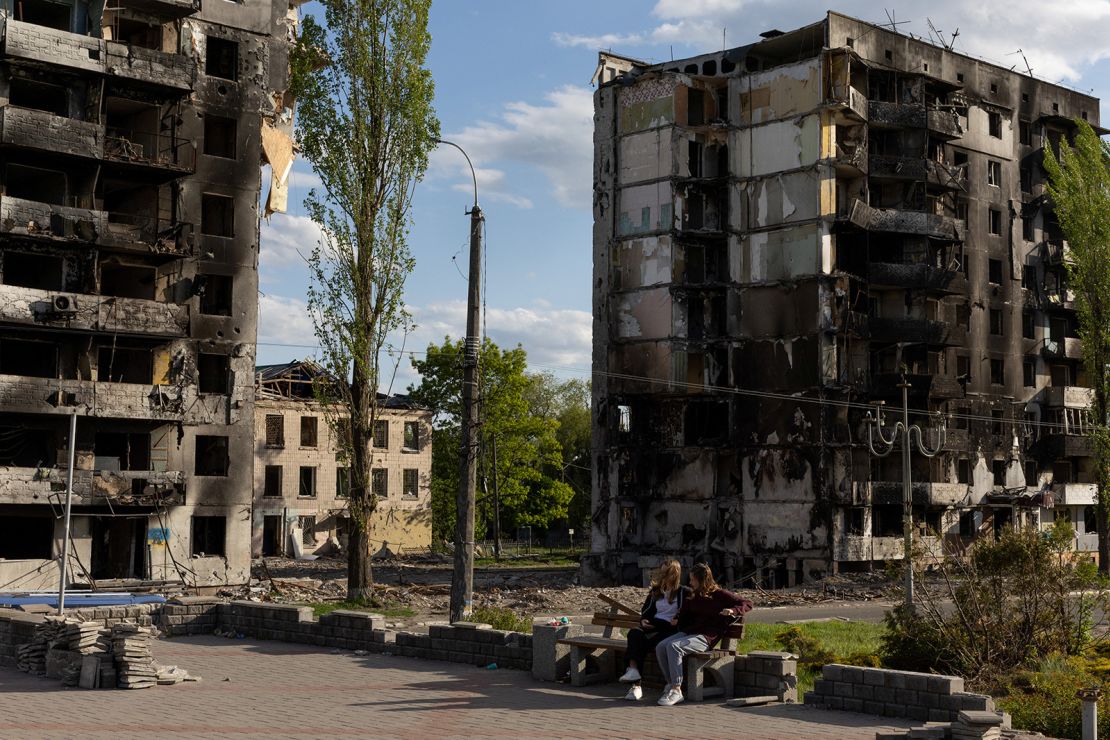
<box><xmin>992</xmin><ymin>410</ymin><xmax>1004</xmax><ymax>435</ymax></box>
<box><xmin>18</xmin><ymin>0</ymin><xmax>71</xmax><ymax>31</ymax></box>
<box><xmin>959</xmin><ymin>510</ymin><xmax>976</xmax><ymax>537</ymax></box>
<box><xmin>988</xmin><ymin>259</ymin><xmax>1002</xmax><ymax>285</ymax></box>
<box><xmin>1025</xmin><ymin>461</ymin><xmax>1038</xmax><ymax>487</ymax></box>
<box><xmin>300</xmin><ymin>415</ymin><xmax>318</xmax><ymax>447</ymax></box>
<box><xmin>1020</xmin><ymin>166</ymin><xmax>1032</xmax><ymax>194</ymax></box>
<box><xmin>1019</xmin><ymin>120</ymin><xmax>1032</xmax><ymax>146</ymax></box>
<box><xmin>197</xmin><ymin>273</ymin><xmax>233</xmax><ymax>316</ymax></box>
<box><xmin>990</xmin><ymin>83</ymin><xmax>998</xmax><ymax>95</ymax></box>
<box><xmin>9</xmin><ymin>77</ymin><xmax>67</xmax><ymax>116</ymax></box>
<box><xmin>372</xmin><ymin>419</ymin><xmax>388</xmax><ymax>447</ymax></box>
<box><xmin>0</xmin><ymin>515</ymin><xmax>53</xmax><ymax>558</ymax></box>
<box><xmin>687</xmin><ymin>88</ymin><xmax>705</xmax><ymax>126</ymax></box>
<box><xmin>264</xmin><ymin>414</ymin><xmax>284</xmax><ymax>447</ymax></box>
<box><xmin>989</xmin><ymin>309</ymin><xmax>1003</xmax><ymax>336</ymax></box>
<box><xmin>205</xmin><ymin>36</ymin><xmax>238</xmax><ymax>80</ymax></box>
<box><xmin>298</xmin><ymin>465</ymin><xmax>316</xmax><ymax>497</ymax></box>
<box><xmin>104</xmin><ymin>96</ymin><xmax>162</xmax><ymax>164</ymax></box>
<box><xmin>957</xmin><ymin>458</ymin><xmax>971</xmax><ymax>484</ymax></box>
<box><xmin>403</xmin><ymin>468</ymin><xmax>419</xmax><ymax>499</ymax></box>
<box><xmin>97</xmin><ymin>345</ymin><xmax>151</xmax><ymax>383</ymax></box>
<box><xmin>1022</xmin><ymin>93</ymin><xmax>1030</xmax><ymax>103</ymax></box>
<box><xmin>298</xmin><ymin>515</ymin><xmax>316</xmax><ymax>545</ymax></box>
<box><xmin>873</xmin><ymin>505</ymin><xmax>902</xmax><ymax>536</ymax></box>
<box><xmin>1086</xmin><ymin>505</ymin><xmax>1098</xmax><ymax>532</ymax></box>
<box><xmin>988</xmin><ymin>111</ymin><xmax>1002</xmax><ymax>138</ymax></box>
<box><xmin>100</xmin><ymin>262</ymin><xmax>155</xmax><ymax>300</ymax></box>
<box><xmin>884</xmin><ymin>49</ymin><xmax>893</xmax><ymax>61</ymax></box>
<box><xmin>1023</xmin><ymin>359</ymin><xmax>1036</xmax><ymax>387</ymax></box>
<box><xmin>191</xmin><ymin>515</ymin><xmax>226</xmax><ymax>557</ymax></box>
<box><xmin>263</xmin><ymin>465</ymin><xmax>282</xmax><ymax>497</ymax></box>
<box><xmin>1</xmin><ymin>339</ymin><xmax>57</xmax><ymax>378</ymax></box>
<box><xmin>403</xmin><ymin>420</ymin><xmax>420</xmax><ymax>450</ymax></box>
<box><xmin>617</xmin><ymin>404</ymin><xmax>632</xmax><ymax>433</ymax></box>
<box><xmin>94</xmin><ymin>431</ymin><xmax>150</xmax><ymax>471</ymax></box>
<box><xmin>956</xmin><ymin>72</ymin><xmax>964</xmax><ymax>83</ymax></box>
<box><xmin>200</xmin><ymin>193</ymin><xmax>234</xmax><ymax>237</ymax></box>
<box><xmin>336</xmin><ymin>467</ymin><xmax>349</xmax><ymax>498</ymax></box>
<box><xmin>1022</xmin><ymin>311</ymin><xmax>1035</xmax><ymax>339</ymax></box>
<box><xmin>988</xmin><ymin>208</ymin><xmax>1003</xmax><ymax>236</ymax></box>
<box><xmin>104</xmin><ymin>13</ymin><xmax>163</xmax><ymax>50</ymax></box>
<box><xmin>845</xmin><ymin>508</ymin><xmax>864</xmax><ymax>536</ymax></box>
<box><xmin>3</xmin><ymin>251</ymin><xmax>62</xmax><ymax>290</ymax></box>
<box><xmin>203</xmin><ymin>115</ymin><xmax>237</xmax><ymax>159</ymax></box>
<box><xmin>197</xmin><ymin>353</ymin><xmax>229</xmax><ymax>394</ymax></box>
<box><xmin>6</xmin><ymin>164</ymin><xmax>66</xmax><ymax>205</ymax></box>
<box><xmin>987</xmin><ymin>160</ymin><xmax>1001</xmax><ymax>187</ymax></box>
<box><xmin>372</xmin><ymin>468</ymin><xmax>387</xmax><ymax>498</ymax></box>
<box><xmin>992</xmin><ymin>459</ymin><xmax>1006</xmax><ymax>486</ymax></box>
<box><xmin>684</xmin><ymin>400</ymin><xmax>728</xmax><ymax>446</ymax></box>
<box><xmin>1022</xmin><ymin>216</ymin><xmax>1034</xmax><ymax>241</ymax></box>
<box><xmin>194</xmin><ymin>435</ymin><xmax>229</xmax><ymax>476</ymax></box>
<box><xmin>261</xmin><ymin>515</ymin><xmax>282</xmax><ymax>556</ymax></box>
<box><xmin>990</xmin><ymin>358</ymin><xmax>1005</xmax><ymax>385</ymax></box>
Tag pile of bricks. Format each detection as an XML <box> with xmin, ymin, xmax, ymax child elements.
<box><xmin>395</xmin><ymin>622</ymin><xmax>532</xmax><ymax>670</ymax></box>
<box><xmin>805</xmin><ymin>664</ymin><xmax>995</xmax><ymax>722</ymax></box>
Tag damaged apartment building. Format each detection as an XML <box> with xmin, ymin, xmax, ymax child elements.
<box><xmin>252</xmin><ymin>360</ymin><xmax>433</xmax><ymax>559</ymax></box>
<box><xmin>0</xmin><ymin>0</ymin><xmax>297</xmax><ymax>590</ymax></box>
<box><xmin>588</xmin><ymin>11</ymin><xmax>1103</xmax><ymax>587</ymax></box>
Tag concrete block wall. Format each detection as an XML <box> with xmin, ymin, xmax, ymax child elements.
<box><xmin>735</xmin><ymin>650</ymin><xmax>799</xmax><ymax>702</ymax></box>
<box><xmin>805</xmin><ymin>664</ymin><xmax>994</xmax><ymax>722</ymax></box>
<box><xmin>394</xmin><ymin>624</ymin><xmax>532</xmax><ymax>671</ymax></box>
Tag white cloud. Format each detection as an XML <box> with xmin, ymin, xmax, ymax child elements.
<box><xmin>552</xmin><ymin>31</ymin><xmax>646</xmax><ymax>48</ymax></box>
<box><xmin>431</xmin><ymin>85</ymin><xmax>595</xmax><ymax>211</ymax></box>
<box><xmin>260</xmin><ymin>213</ymin><xmax>322</xmax><ymax>274</ymax></box>
<box><xmin>558</xmin><ymin>0</ymin><xmax>1110</xmax><ymax>83</ymax></box>
<box><xmin>257</xmin><ymin>293</ymin><xmax>318</xmax><ymax>355</ymax></box>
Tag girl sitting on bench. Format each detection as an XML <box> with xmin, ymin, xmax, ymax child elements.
<box><xmin>655</xmin><ymin>562</ymin><xmax>752</xmax><ymax>707</ymax></box>
<box><xmin>618</xmin><ymin>559</ymin><xmax>686</xmax><ymax>701</ymax></box>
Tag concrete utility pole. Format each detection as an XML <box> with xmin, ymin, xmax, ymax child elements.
<box><xmin>865</xmin><ymin>376</ymin><xmax>946</xmax><ymax>611</ymax></box>
<box><xmin>57</xmin><ymin>410</ymin><xmax>77</xmax><ymax>615</ymax></box>
<box><xmin>437</xmin><ymin>138</ymin><xmax>482</xmax><ymax>624</ymax></box>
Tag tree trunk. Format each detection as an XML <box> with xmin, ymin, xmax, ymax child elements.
<box><xmin>347</xmin><ymin>519</ymin><xmax>373</xmax><ymax>601</ymax></box>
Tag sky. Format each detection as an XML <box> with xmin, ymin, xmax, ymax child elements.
<box><xmin>256</xmin><ymin>0</ymin><xmax>1110</xmax><ymax>392</ymax></box>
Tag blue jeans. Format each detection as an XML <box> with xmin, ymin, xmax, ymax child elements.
<box><xmin>655</xmin><ymin>632</ymin><xmax>710</xmax><ymax>687</ymax></box>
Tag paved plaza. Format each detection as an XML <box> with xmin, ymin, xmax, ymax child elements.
<box><xmin>0</xmin><ymin>635</ymin><xmax>915</xmax><ymax>739</ymax></box>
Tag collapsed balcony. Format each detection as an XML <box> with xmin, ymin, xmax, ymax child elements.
<box><xmin>0</xmin><ymin>466</ymin><xmax>184</xmax><ymax>506</ymax></box>
<box><xmin>104</xmin><ymin>96</ymin><xmax>196</xmax><ymax>176</ymax></box>
<box><xmin>847</xmin><ymin>199</ymin><xmax>964</xmax><ymax>241</ymax></box>
<box><xmin>867</xmin><ymin>102</ymin><xmax>963</xmax><ymax>139</ymax></box>
<box><xmin>868</xmin><ymin>155</ymin><xmax>967</xmax><ymax>190</ymax></box>
<box><xmin>1043</xmin><ymin>385</ymin><xmax>1094</xmax><ymax>409</ymax></box>
<box><xmin>1042</xmin><ymin>336</ymin><xmax>1083</xmax><ymax>360</ymax></box>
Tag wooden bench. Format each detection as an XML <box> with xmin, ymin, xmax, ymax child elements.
<box><xmin>558</xmin><ymin>593</ymin><xmax>748</xmax><ymax>701</ymax></box>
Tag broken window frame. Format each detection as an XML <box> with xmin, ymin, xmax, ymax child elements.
<box><xmin>300</xmin><ymin>415</ymin><xmax>318</xmax><ymax>448</ymax></box>
<box><xmin>263</xmin><ymin>464</ymin><xmax>282</xmax><ymax>497</ymax></box>
<box><xmin>372</xmin><ymin>468</ymin><xmax>388</xmax><ymax>498</ymax></box>
<box><xmin>372</xmin><ymin>420</ymin><xmax>389</xmax><ymax>448</ymax></box>
<box><xmin>402</xmin><ymin>468</ymin><xmax>419</xmax><ymax>499</ymax></box>
<box><xmin>403</xmin><ymin>420</ymin><xmax>420</xmax><ymax>451</ymax></box>
<box><xmin>191</xmin><ymin>516</ymin><xmax>226</xmax><ymax>557</ymax></box>
<box><xmin>194</xmin><ymin>435</ymin><xmax>229</xmax><ymax>477</ymax></box>
<box><xmin>204</xmin><ymin>36</ymin><xmax>239</xmax><ymax>81</ymax></box>
<box><xmin>298</xmin><ymin>465</ymin><xmax>316</xmax><ymax>498</ymax></box>
<box><xmin>264</xmin><ymin>414</ymin><xmax>284</xmax><ymax>448</ymax></box>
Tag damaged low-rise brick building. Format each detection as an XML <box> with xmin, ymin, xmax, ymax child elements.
<box><xmin>252</xmin><ymin>360</ymin><xmax>433</xmax><ymax>558</ymax></box>
<box><xmin>0</xmin><ymin>0</ymin><xmax>297</xmax><ymax>590</ymax></box>
<box><xmin>587</xmin><ymin>11</ymin><xmax>1103</xmax><ymax>586</ymax></box>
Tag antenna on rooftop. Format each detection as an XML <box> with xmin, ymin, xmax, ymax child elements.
<box><xmin>1007</xmin><ymin>49</ymin><xmax>1034</xmax><ymax>77</ymax></box>
<box><xmin>883</xmin><ymin>9</ymin><xmax>909</xmax><ymax>34</ymax></box>
<box><xmin>926</xmin><ymin>18</ymin><xmax>958</xmax><ymax>51</ymax></box>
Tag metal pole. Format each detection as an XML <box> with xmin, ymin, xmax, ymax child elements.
<box><xmin>57</xmin><ymin>411</ymin><xmax>77</xmax><ymax>615</ymax></box>
<box><xmin>1079</xmin><ymin>687</ymin><xmax>1101</xmax><ymax>740</ymax></box>
<box><xmin>900</xmin><ymin>378</ymin><xmax>914</xmax><ymax>611</ymax></box>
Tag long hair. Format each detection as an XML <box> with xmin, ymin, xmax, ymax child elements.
<box><xmin>649</xmin><ymin>560</ymin><xmax>682</xmax><ymax>602</ymax></box>
<box><xmin>690</xmin><ymin>562</ymin><xmax>719</xmax><ymax>597</ymax></box>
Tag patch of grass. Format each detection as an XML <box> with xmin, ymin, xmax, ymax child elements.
<box><xmin>305</xmin><ymin>598</ymin><xmax>415</xmax><ymax>620</ymax></box>
<box><xmin>469</xmin><ymin>605</ymin><xmax>533</xmax><ymax>633</ymax></box>
<box><xmin>737</xmin><ymin>621</ymin><xmax>886</xmax><ymax>700</ymax></box>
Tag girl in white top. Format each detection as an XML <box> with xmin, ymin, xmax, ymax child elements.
<box><xmin>617</xmin><ymin>559</ymin><xmax>688</xmax><ymax>701</ymax></box>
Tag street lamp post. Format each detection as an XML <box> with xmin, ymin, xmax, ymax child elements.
<box><xmin>435</xmin><ymin>138</ymin><xmax>483</xmax><ymax>624</ymax></box>
<box><xmin>865</xmin><ymin>375</ymin><xmax>946</xmax><ymax>611</ymax></box>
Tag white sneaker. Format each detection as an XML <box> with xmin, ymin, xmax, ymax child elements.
<box><xmin>618</xmin><ymin>667</ymin><xmax>642</xmax><ymax>683</ymax></box>
<box><xmin>624</xmin><ymin>685</ymin><xmax>643</xmax><ymax>701</ymax></box>
<box><xmin>657</xmin><ymin>686</ymin><xmax>685</xmax><ymax>706</ymax></box>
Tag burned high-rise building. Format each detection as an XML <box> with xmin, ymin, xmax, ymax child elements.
<box><xmin>0</xmin><ymin>0</ymin><xmax>295</xmax><ymax>589</ymax></box>
<box><xmin>587</xmin><ymin>11</ymin><xmax>1102</xmax><ymax>586</ymax></box>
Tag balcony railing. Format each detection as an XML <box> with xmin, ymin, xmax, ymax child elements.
<box><xmin>869</xmin><ymin>261</ymin><xmax>965</xmax><ymax>293</ymax></box>
<box><xmin>847</xmin><ymin>199</ymin><xmax>964</xmax><ymax>241</ymax></box>
<box><xmin>1053</xmin><ymin>482</ymin><xmax>1097</xmax><ymax>506</ymax></box>
<box><xmin>868</xmin><ymin>155</ymin><xmax>966</xmax><ymax>189</ymax></box>
<box><xmin>867</xmin><ymin>101</ymin><xmax>963</xmax><ymax>138</ymax></box>
<box><xmin>1044</xmin><ymin>385</ymin><xmax>1094</xmax><ymax>409</ymax></box>
<box><xmin>0</xmin><ymin>106</ymin><xmax>104</xmax><ymax>160</ymax></box>
<box><xmin>1043</xmin><ymin>336</ymin><xmax>1083</xmax><ymax>360</ymax></box>
<box><xmin>106</xmin><ymin>42</ymin><xmax>196</xmax><ymax>92</ymax></box>
<box><xmin>0</xmin><ymin>284</ymin><xmax>189</xmax><ymax>337</ymax></box>
<box><xmin>104</xmin><ymin>129</ymin><xmax>196</xmax><ymax>174</ymax></box>
<box><xmin>868</xmin><ymin>316</ymin><xmax>967</xmax><ymax>346</ymax></box>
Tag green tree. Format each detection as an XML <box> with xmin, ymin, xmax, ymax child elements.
<box><xmin>292</xmin><ymin>0</ymin><xmax>439</xmax><ymax>598</ymax></box>
<box><xmin>409</xmin><ymin>339</ymin><xmax>575</xmax><ymax>543</ymax></box>
<box><xmin>525</xmin><ymin>373</ymin><xmax>592</xmax><ymax>533</ymax></box>
<box><xmin>1044</xmin><ymin>120</ymin><xmax>1110</xmax><ymax>573</ymax></box>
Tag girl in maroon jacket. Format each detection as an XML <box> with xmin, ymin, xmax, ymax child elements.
<box><xmin>654</xmin><ymin>562</ymin><xmax>752</xmax><ymax>706</ymax></box>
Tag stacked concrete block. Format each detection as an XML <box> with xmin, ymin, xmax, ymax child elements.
<box><xmin>395</xmin><ymin>623</ymin><xmax>532</xmax><ymax>670</ymax></box>
<box><xmin>805</xmin><ymin>664</ymin><xmax>994</xmax><ymax>722</ymax></box>
<box><xmin>70</xmin><ymin>604</ymin><xmax>159</xmax><ymax>629</ymax></box>
<box><xmin>735</xmin><ymin>650</ymin><xmax>799</xmax><ymax>703</ymax></box>
<box><xmin>531</xmin><ymin>623</ymin><xmax>583</xmax><ymax>682</ymax></box>
<box><xmin>159</xmin><ymin>597</ymin><xmax>221</xmax><ymax>636</ymax></box>
<box><xmin>0</xmin><ymin>608</ymin><xmax>44</xmax><ymax>667</ymax></box>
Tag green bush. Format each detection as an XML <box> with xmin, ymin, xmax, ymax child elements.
<box><xmin>776</xmin><ymin>626</ymin><xmax>836</xmax><ymax>671</ymax></box>
<box><xmin>470</xmin><ymin>606</ymin><xmax>532</xmax><ymax>633</ymax></box>
<box><xmin>996</xmin><ymin>655</ymin><xmax>1102</xmax><ymax>740</ymax></box>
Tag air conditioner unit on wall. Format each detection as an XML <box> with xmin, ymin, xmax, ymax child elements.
<box><xmin>50</xmin><ymin>294</ymin><xmax>79</xmax><ymax>314</ymax></box>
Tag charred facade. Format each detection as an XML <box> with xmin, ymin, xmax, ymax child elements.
<box><xmin>0</xmin><ymin>0</ymin><xmax>295</xmax><ymax>590</ymax></box>
<box><xmin>588</xmin><ymin>12</ymin><xmax>1102</xmax><ymax>586</ymax></box>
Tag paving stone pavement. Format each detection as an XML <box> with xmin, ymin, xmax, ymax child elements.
<box><xmin>0</xmin><ymin>635</ymin><xmax>916</xmax><ymax>739</ymax></box>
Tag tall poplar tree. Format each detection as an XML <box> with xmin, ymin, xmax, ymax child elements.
<box><xmin>1044</xmin><ymin>120</ymin><xmax>1110</xmax><ymax>572</ymax></box>
<box><xmin>292</xmin><ymin>0</ymin><xmax>438</xmax><ymax>598</ymax></box>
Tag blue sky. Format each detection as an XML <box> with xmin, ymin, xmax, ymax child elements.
<box><xmin>257</xmin><ymin>0</ymin><xmax>1110</xmax><ymax>390</ymax></box>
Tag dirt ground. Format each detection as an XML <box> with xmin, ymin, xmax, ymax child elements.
<box><xmin>226</xmin><ymin>556</ymin><xmax>899</xmax><ymax>628</ymax></box>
